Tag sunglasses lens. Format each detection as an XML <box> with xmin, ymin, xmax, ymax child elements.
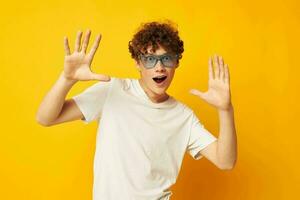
<box><xmin>161</xmin><ymin>55</ymin><xmax>177</xmax><ymax>67</ymax></box>
<box><xmin>141</xmin><ymin>55</ymin><xmax>157</xmax><ymax>68</ymax></box>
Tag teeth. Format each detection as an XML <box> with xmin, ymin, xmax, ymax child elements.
<box><xmin>155</xmin><ymin>75</ymin><xmax>166</xmax><ymax>78</ymax></box>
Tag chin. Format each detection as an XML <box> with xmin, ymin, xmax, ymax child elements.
<box><xmin>152</xmin><ymin>82</ymin><xmax>170</xmax><ymax>94</ymax></box>
<box><xmin>153</xmin><ymin>88</ymin><xmax>167</xmax><ymax>95</ymax></box>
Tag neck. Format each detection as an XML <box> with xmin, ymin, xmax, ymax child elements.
<box><xmin>138</xmin><ymin>79</ymin><xmax>169</xmax><ymax>103</ymax></box>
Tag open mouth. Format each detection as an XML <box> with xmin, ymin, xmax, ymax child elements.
<box><xmin>153</xmin><ymin>75</ymin><xmax>167</xmax><ymax>84</ymax></box>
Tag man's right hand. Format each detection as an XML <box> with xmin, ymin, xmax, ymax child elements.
<box><xmin>62</xmin><ymin>29</ymin><xmax>111</xmax><ymax>82</ymax></box>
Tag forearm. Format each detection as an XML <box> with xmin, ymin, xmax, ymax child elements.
<box><xmin>216</xmin><ymin>105</ymin><xmax>237</xmax><ymax>169</ymax></box>
<box><xmin>36</xmin><ymin>71</ymin><xmax>77</xmax><ymax>125</ymax></box>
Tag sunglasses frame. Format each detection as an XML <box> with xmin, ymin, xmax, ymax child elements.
<box><xmin>138</xmin><ymin>53</ymin><xmax>179</xmax><ymax>69</ymax></box>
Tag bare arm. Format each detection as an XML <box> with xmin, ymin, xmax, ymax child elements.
<box><xmin>36</xmin><ymin>29</ymin><xmax>110</xmax><ymax>126</ymax></box>
<box><xmin>190</xmin><ymin>54</ymin><xmax>237</xmax><ymax>170</ymax></box>
<box><xmin>36</xmin><ymin>72</ymin><xmax>79</xmax><ymax>126</ymax></box>
<box><xmin>215</xmin><ymin>105</ymin><xmax>237</xmax><ymax>169</ymax></box>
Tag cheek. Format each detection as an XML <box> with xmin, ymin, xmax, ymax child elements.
<box><xmin>141</xmin><ymin>71</ymin><xmax>150</xmax><ymax>79</ymax></box>
<box><xmin>167</xmin><ymin>70</ymin><xmax>175</xmax><ymax>79</ymax></box>
<box><xmin>141</xmin><ymin>71</ymin><xmax>153</xmax><ymax>84</ymax></box>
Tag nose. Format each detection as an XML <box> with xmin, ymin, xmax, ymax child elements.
<box><xmin>154</xmin><ymin>60</ymin><xmax>166</xmax><ymax>72</ymax></box>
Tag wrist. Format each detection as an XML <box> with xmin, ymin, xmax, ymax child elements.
<box><xmin>59</xmin><ymin>71</ymin><xmax>78</xmax><ymax>86</ymax></box>
<box><xmin>218</xmin><ymin>103</ymin><xmax>233</xmax><ymax>113</ymax></box>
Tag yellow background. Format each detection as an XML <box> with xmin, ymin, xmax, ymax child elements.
<box><xmin>1</xmin><ymin>0</ymin><xmax>299</xmax><ymax>199</ymax></box>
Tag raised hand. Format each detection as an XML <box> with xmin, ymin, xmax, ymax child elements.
<box><xmin>189</xmin><ymin>54</ymin><xmax>232</xmax><ymax>111</ymax></box>
<box><xmin>63</xmin><ymin>29</ymin><xmax>111</xmax><ymax>82</ymax></box>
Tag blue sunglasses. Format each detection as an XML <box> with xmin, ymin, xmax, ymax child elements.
<box><xmin>138</xmin><ymin>53</ymin><xmax>179</xmax><ymax>69</ymax></box>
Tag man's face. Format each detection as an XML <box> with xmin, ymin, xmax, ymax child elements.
<box><xmin>135</xmin><ymin>45</ymin><xmax>179</xmax><ymax>97</ymax></box>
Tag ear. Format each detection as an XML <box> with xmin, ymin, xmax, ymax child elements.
<box><xmin>135</xmin><ymin>60</ymin><xmax>141</xmax><ymax>72</ymax></box>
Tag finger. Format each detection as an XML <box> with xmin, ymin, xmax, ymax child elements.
<box><xmin>90</xmin><ymin>72</ymin><xmax>111</xmax><ymax>81</ymax></box>
<box><xmin>224</xmin><ymin>64</ymin><xmax>230</xmax><ymax>84</ymax></box>
<box><xmin>219</xmin><ymin>56</ymin><xmax>224</xmax><ymax>81</ymax></box>
<box><xmin>81</xmin><ymin>29</ymin><xmax>91</xmax><ymax>53</ymax></box>
<box><xmin>88</xmin><ymin>34</ymin><xmax>102</xmax><ymax>59</ymax></box>
<box><xmin>74</xmin><ymin>30</ymin><xmax>83</xmax><ymax>52</ymax></box>
<box><xmin>64</xmin><ymin>36</ymin><xmax>71</xmax><ymax>55</ymax></box>
<box><xmin>208</xmin><ymin>57</ymin><xmax>214</xmax><ymax>80</ymax></box>
<box><xmin>214</xmin><ymin>54</ymin><xmax>220</xmax><ymax>79</ymax></box>
<box><xmin>189</xmin><ymin>89</ymin><xmax>204</xmax><ymax>98</ymax></box>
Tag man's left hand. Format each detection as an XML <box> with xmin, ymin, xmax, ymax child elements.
<box><xmin>189</xmin><ymin>54</ymin><xmax>232</xmax><ymax>111</ymax></box>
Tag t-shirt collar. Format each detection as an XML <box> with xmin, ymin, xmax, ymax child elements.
<box><xmin>133</xmin><ymin>79</ymin><xmax>177</xmax><ymax>108</ymax></box>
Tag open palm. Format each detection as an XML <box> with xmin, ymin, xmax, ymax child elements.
<box><xmin>63</xmin><ymin>30</ymin><xmax>110</xmax><ymax>82</ymax></box>
<box><xmin>190</xmin><ymin>54</ymin><xmax>232</xmax><ymax>111</ymax></box>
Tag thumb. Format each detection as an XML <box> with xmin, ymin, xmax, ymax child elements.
<box><xmin>189</xmin><ymin>89</ymin><xmax>205</xmax><ymax>98</ymax></box>
<box><xmin>90</xmin><ymin>73</ymin><xmax>111</xmax><ymax>82</ymax></box>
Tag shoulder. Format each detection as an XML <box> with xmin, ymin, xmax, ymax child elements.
<box><xmin>110</xmin><ymin>77</ymin><xmax>138</xmax><ymax>91</ymax></box>
<box><xmin>172</xmin><ymin>97</ymin><xmax>195</xmax><ymax>117</ymax></box>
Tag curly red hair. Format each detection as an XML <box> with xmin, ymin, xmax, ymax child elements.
<box><xmin>128</xmin><ymin>20</ymin><xmax>184</xmax><ymax>63</ymax></box>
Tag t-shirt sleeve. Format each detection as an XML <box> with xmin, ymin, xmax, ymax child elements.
<box><xmin>72</xmin><ymin>78</ymin><xmax>114</xmax><ymax>124</ymax></box>
<box><xmin>186</xmin><ymin>112</ymin><xmax>218</xmax><ymax>160</ymax></box>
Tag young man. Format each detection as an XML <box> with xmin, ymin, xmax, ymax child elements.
<box><xmin>36</xmin><ymin>21</ymin><xmax>237</xmax><ymax>200</ymax></box>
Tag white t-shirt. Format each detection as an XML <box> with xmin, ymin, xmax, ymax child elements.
<box><xmin>72</xmin><ymin>77</ymin><xmax>217</xmax><ymax>200</ymax></box>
